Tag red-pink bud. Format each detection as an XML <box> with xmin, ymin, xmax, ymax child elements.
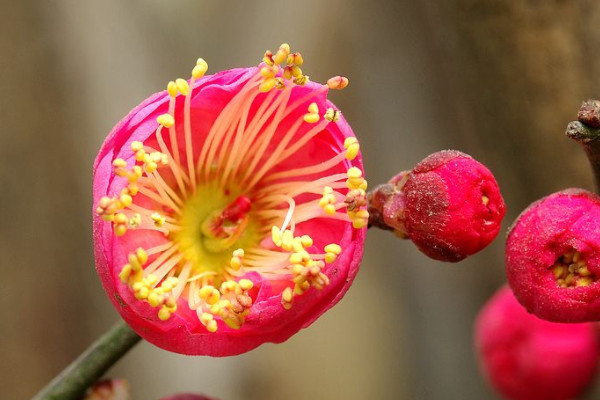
<box><xmin>84</xmin><ymin>379</ymin><xmax>130</xmax><ymax>400</ymax></box>
<box><xmin>371</xmin><ymin>150</ymin><xmax>505</xmax><ymax>262</ymax></box>
<box><xmin>475</xmin><ymin>286</ymin><xmax>599</xmax><ymax>400</ymax></box>
<box><xmin>506</xmin><ymin>189</ymin><xmax>600</xmax><ymax>322</ymax></box>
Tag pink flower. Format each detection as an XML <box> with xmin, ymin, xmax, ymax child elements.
<box><xmin>369</xmin><ymin>150</ymin><xmax>505</xmax><ymax>262</ymax></box>
<box><xmin>84</xmin><ymin>379</ymin><xmax>130</xmax><ymax>400</ymax></box>
<box><xmin>506</xmin><ymin>189</ymin><xmax>600</xmax><ymax>322</ymax></box>
<box><xmin>93</xmin><ymin>44</ymin><xmax>367</xmax><ymax>356</ymax></box>
<box><xmin>475</xmin><ymin>286</ymin><xmax>599</xmax><ymax>400</ymax></box>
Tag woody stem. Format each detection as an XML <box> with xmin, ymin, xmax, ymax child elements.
<box><xmin>32</xmin><ymin>321</ymin><xmax>141</xmax><ymax>400</ymax></box>
<box><xmin>566</xmin><ymin>99</ymin><xmax>600</xmax><ymax>191</ymax></box>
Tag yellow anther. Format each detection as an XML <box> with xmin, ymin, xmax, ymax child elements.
<box><xmin>131</xmin><ymin>141</ymin><xmax>144</xmax><ymax>152</ymax></box>
<box><xmin>200</xmin><ymin>312</ymin><xmax>213</xmax><ymax>325</ymax></box>
<box><xmin>282</xmin><ymin>287</ymin><xmax>294</xmax><ymax>302</ymax></box>
<box><xmin>145</xmin><ymin>161</ymin><xmax>157</xmax><ymax>174</ymax></box>
<box><xmin>220</xmin><ymin>280</ymin><xmax>238</xmax><ymax>294</ymax></box>
<box><xmin>291</xmin><ymin>66</ymin><xmax>302</xmax><ymax>78</ymax></box>
<box><xmin>117</xmin><ymin>192</ymin><xmax>131</xmax><ymax>207</ymax></box>
<box><xmin>294</xmin><ymin>53</ymin><xmax>304</xmax><ymax>65</ymax></box>
<box><xmin>327</xmin><ymin>76</ymin><xmax>349</xmax><ymax>90</ymax></box>
<box><xmin>260</xmin><ymin>66</ymin><xmax>277</xmax><ymax>79</ymax></box>
<box><xmin>292</xmin><ymin>264</ymin><xmax>304</xmax><ymax>275</ymax></box>
<box><xmin>324</xmin><ymin>186</ymin><xmax>333</xmax><ymax>194</ymax></box>
<box><xmin>135</xmin><ymin>248</ymin><xmax>148</xmax><ymax>265</ymax></box>
<box><xmin>136</xmin><ymin>286</ymin><xmax>149</xmax><ymax>300</ymax></box>
<box><xmin>279</xmin><ymin>43</ymin><xmax>291</xmax><ymax>53</ymax></box>
<box><xmin>192</xmin><ymin>58</ymin><xmax>208</xmax><ymax>79</ymax></box>
<box><xmin>347</xmin><ymin>167</ymin><xmax>362</xmax><ymax>179</ymax></box>
<box><xmin>175</xmin><ymin>78</ymin><xmax>190</xmax><ymax>96</ymax></box>
<box><xmin>148</xmin><ymin>292</ymin><xmax>161</xmax><ymax>307</ymax></box>
<box><xmin>119</xmin><ymin>264</ymin><xmax>132</xmax><ymax>283</ymax></box>
<box><xmin>128</xmin><ymin>213</ymin><xmax>141</xmax><ymax>229</ymax></box>
<box><xmin>346</xmin><ymin>167</ymin><xmax>365</xmax><ymax>189</ymax></box>
<box><xmin>324</xmin><ymin>243</ymin><xmax>342</xmax><ymax>255</ymax></box>
<box><xmin>239</xmin><ymin>279</ymin><xmax>253</xmax><ymax>291</ymax></box>
<box><xmin>293</xmin><ymin>75</ymin><xmax>309</xmax><ymax>86</ymax></box>
<box><xmin>98</xmin><ymin>196</ymin><xmax>112</xmax><ymax>209</ymax></box>
<box><xmin>128</xmin><ymin>253</ymin><xmax>142</xmax><ymax>270</ymax></box>
<box><xmin>271</xmin><ymin>226</ymin><xmax>282</xmax><ymax>246</ymax></box>
<box><xmin>164</xmin><ymin>297</ymin><xmax>177</xmax><ymax>311</ymax></box>
<box><xmin>577</xmin><ymin>277</ymin><xmax>593</xmax><ymax>287</ymax></box>
<box><xmin>132</xmin><ymin>165</ymin><xmax>143</xmax><ymax>179</ymax></box>
<box><xmin>112</xmin><ymin>158</ymin><xmax>127</xmax><ymax>168</ymax></box>
<box><xmin>283</xmin><ymin>66</ymin><xmax>293</xmax><ymax>80</ymax></box>
<box><xmin>233</xmin><ymin>248</ymin><xmax>244</xmax><ymax>258</ymax></box>
<box><xmin>345</xmin><ymin>143</ymin><xmax>360</xmax><ymax>160</ymax></box>
<box><xmin>134</xmin><ymin>150</ymin><xmax>145</xmax><ymax>162</ymax></box>
<box><xmin>161</xmin><ymin>280</ymin><xmax>174</xmax><ymax>292</ymax></box>
<box><xmin>158</xmin><ymin>307</ymin><xmax>171</xmax><ymax>321</ymax></box>
<box><xmin>287</xmin><ymin>52</ymin><xmax>304</xmax><ymax>66</ymax></box>
<box><xmin>281</xmin><ymin>229</ymin><xmax>294</xmax><ymax>251</ymax></box>
<box><xmin>199</xmin><ymin>286</ymin><xmax>220</xmax><ymax>305</ymax></box>
<box><xmin>260</xmin><ymin>78</ymin><xmax>277</xmax><ymax>93</ymax></box>
<box><xmin>304</xmin><ymin>113</ymin><xmax>319</xmax><ymax>124</ymax></box>
<box><xmin>324</xmin><ymin>204</ymin><xmax>336</xmax><ymax>215</ymax></box>
<box><xmin>282</xmin><ymin>287</ymin><xmax>294</xmax><ymax>310</ymax></box>
<box><xmin>128</xmin><ymin>183</ymin><xmax>139</xmax><ymax>196</ymax></box>
<box><xmin>344</xmin><ymin>137</ymin><xmax>357</xmax><ymax>148</ymax></box>
<box><xmin>167</xmin><ymin>81</ymin><xmax>178</xmax><ymax>98</ymax></box>
<box><xmin>206</xmin><ymin>320</ymin><xmax>218</xmax><ymax>333</ymax></box>
<box><xmin>273</xmin><ymin>43</ymin><xmax>290</xmax><ymax>65</ymax></box>
<box><xmin>308</xmin><ymin>102</ymin><xmax>319</xmax><ymax>115</ymax></box>
<box><xmin>290</xmin><ymin>253</ymin><xmax>303</xmax><ymax>264</ymax></box>
<box><xmin>291</xmin><ymin>237</ymin><xmax>303</xmax><ymax>252</ymax></box>
<box><xmin>300</xmin><ymin>235</ymin><xmax>313</xmax><ymax>248</ymax></box>
<box><xmin>230</xmin><ymin>256</ymin><xmax>242</xmax><ymax>270</ymax></box>
<box><xmin>355</xmin><ymin>209</ymin><xmax>369</xmax><ymax>219</ymax></box>
<box><xmin>151</xmin><ymin>212</ymin><xmax>165</xmax><ymax>227</ymax></box>
<box><xmin>157</xmin><ymin>114</ymin><xmax>175</xmax><ymax>128</ymax></box>
<box><xmin>114</xmin><ymin>213</ymin><xmax>127</xmax><ymax>224</ymax></box>
<box><xmin>149</xmin><ymin>152</ymin><xmax>164</xmax><ymax>164</ymax></box>
<box><xmin>351</xmin><ymin>210</ymin><xmax>369</xmax><ymax>229</ymax></box>
<box><xmin>324</xmin><ymin>108</ymin><xmax>340</xmax><ymax>122</ymax></box>
<box><xmin>263</xmin><ymin>50</ymin><xmax>274</xmax><ymax>66</ymax></box>
<box><xmin>275</xmin><ymin>77</ymin><xmax>286</xmax><ymax>89</ymax></box>
<box><xmin>325</xmin><ymin>253</ymin><xmax>337</xmax><ymax>264</ymax></box>
<box><xmin>147</xmin><ymin>274</ymin><xmax>158</xmax><ymax>286</ymax></box>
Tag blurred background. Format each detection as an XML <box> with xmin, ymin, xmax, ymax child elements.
<box><xmin>2</xmin><ymin>1</ymin><xmax>600</xmax><ymax>399</ymax></box>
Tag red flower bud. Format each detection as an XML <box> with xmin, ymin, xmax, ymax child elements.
<box><xmin>506</xmin><ymin>189</ymin><xmax>600</xmax><ymax>322</ymax></box>
<box><xmin>475</xmin><ymin>286</ymin><xmax>599</xmax><ymax>400</ymax></box>
<box><xmin>370</xmin><ymin>150</ymin><xmax>505</xmax><ymax>262</ymax></box>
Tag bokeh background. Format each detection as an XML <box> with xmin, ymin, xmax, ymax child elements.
<box><xmin>3</xmin><ymin>1</ymin><xmax>600</xmax><ymax>399</ymax></box>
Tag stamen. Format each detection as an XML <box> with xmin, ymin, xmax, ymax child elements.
<box><xmin>327</xmin><ymin>76</ymin><xmax>349</xmax><ymax>90</ymax></box>
<box><xmin>550</xmin><ymin>249</ymin><xmax>597</xmax><ymax>288</ymax></box>
<box><xmin>279</xmin><ymin>197</ymin><xmax>296</xmax><ymax>233</ymax></box>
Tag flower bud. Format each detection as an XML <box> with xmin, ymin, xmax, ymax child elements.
<box><xmin>475</xmin><ymin>286</ymin><xmax>599</xmax><ymax>400</ymax></box>
<box><xmin>506</xmin><ymin>189</ymin><xmax>600</xmax><ymax>322</ymax></box>
<box><xmin>369</xmin><ymin>150</ymin><xmax>505</xmax><ymax>262</ymax></box>
<box><xmin>84</xmin><ymin>379</ymin><xmax>130</xmax><ymax>400</ymax></box>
